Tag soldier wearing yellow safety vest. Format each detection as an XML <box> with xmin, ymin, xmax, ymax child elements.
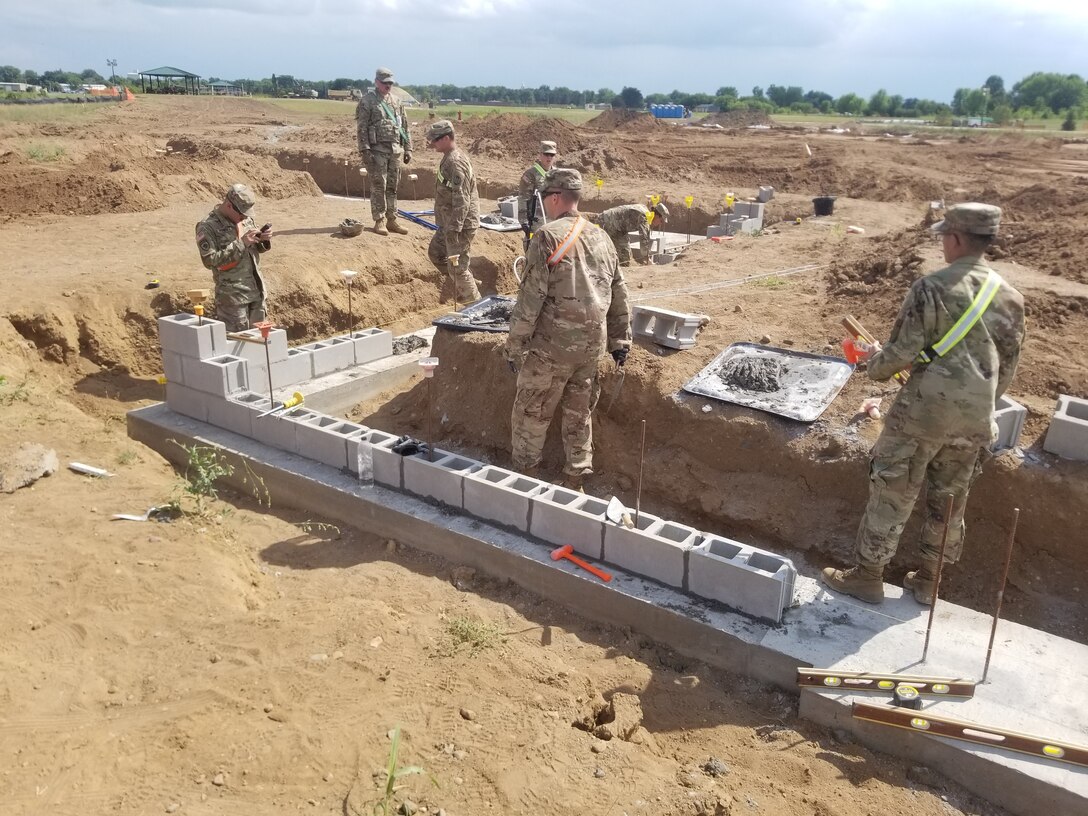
<box><xmin>822</xmin><ymin>203</ymin><xmax>1025</xmax><ymax>606</ymax></box>
<box><xmin>195</xmin><ymin>183</ymin><xmax>271</xmax><ymax>332</ymax></box>
<box><xmin>518</xmin><ymin>140</ymin><xmax>558</xmax><ymax>241</ymax></box>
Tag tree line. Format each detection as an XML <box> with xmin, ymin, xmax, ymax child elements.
<box><xmin>2</xmin><ymin>64</ymin><xmax>1083</xmax><ymax>122</ymax></box>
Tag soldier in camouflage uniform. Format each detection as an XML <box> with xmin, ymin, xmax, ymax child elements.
<box><xmin>505</xmin><ymin>168</ymin><xmax>631</xmax><ymax>487</ymax></box>
<box><xmin>586</xmin><ymin>202</ymin><xmax>669</xmax><ymax>266</ymax></box>
<box><xmin>356</xmin><ymin>67</ymin><xmax>412</xmax><ymax>236</ymax></box>
<box><xmin>822</xmin><ymin>203</ymin><xmax>1025</xmax><ymax>605</ymax></box>
<box><xmin>425</xmin><ymin>120</ymin><xmax>482</xmax><ymax>302</ymax></box>
<box><xmin>518</xmin><ymin>140</ymin><xmax>558</xmax><ymax>238</ymax></box>
<box><xmin>195</xmin><ymin>183</ymin><xmax>271</xmax><ymax>332</ymax></box>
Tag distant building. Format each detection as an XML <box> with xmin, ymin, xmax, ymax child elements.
<box><xmin>694</xmin><ymin>103</ymin><xmax>720</xmax><ymax>113</ymax></box>
<box><xmin>208</xmin><ymin>80</ymin><xmax>242</xmax><ymax>96</ymax></box>
<box><xmin>0</xmin><ymin>82</ymin><xmax>37</xmax><ymax>92</ymax></box>
<box><xmin>585</xmin><ymin>102</ymin><xmax>612</xmax><ymax>110</ymax></box>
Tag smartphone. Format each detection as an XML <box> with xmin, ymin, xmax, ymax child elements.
<box><xmin>259</xmin><ymin>223</ymin><xmax>272</xmax><ymax>233</ymax></box>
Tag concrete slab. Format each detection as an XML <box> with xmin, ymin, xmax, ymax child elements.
<box><xmin>127</xmin><ymin>404</ymin><xmax>1088</xmax><ymax>816</ymax></box>
<box><xmin>1043</xmin><ymin>394</ymin><xmax>1088</xmax><ymax>461</ymax></box>
<box><xmin>529</xmin><ymin>487</ymin><xmax>608</xmax><ymax>559</ymax></box>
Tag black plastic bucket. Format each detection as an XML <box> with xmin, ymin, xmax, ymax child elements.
<box><xmin>813</xmin><ymin>196</ymin><xmax>836</xmax><ymax>216</ymax></box>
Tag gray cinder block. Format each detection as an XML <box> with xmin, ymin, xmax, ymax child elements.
<box><xmin>272</xmin><ymin>347</ymin><xmax>314</xmax><ymax>387</ymax></box>
<box><xmin>295</xmin><ymin>414</ymin><xmax>368</xmax><ymax>470</ymax></box>
<box><xmin>225</xmin><ymin>327</ymin><xmax>289</xmax><ymax>364</ymax></box>
<box><xmin>993</xmin><ymin>395</ymin><xmax>1027</xmax><ymax>451</ymax></box>
<box><xmin>162</xmin><ymin>350</ymin><xmax>185</xmax><ymax>386</ymax></box>
<box><xmin>463</xmin><ymin>466</ymin><xmax>548</xmax><ymax>532</ymax></box>
<box><xmin>346</xmin><ymin>328</ymin><xmax>394</xmax><ymax>365</ymax></box>
<box><xmin>603</xmin><ymin>513</ymin><xmax>698</xmax><ymax>589</ymax></box>
<box><xmin>706</xmin><ymin>225</ymin><xmax>729</xmax><ymax>238</ymax></box>
<box><xmin>165</xmin><ymin>381</ymin><xmax>209</xmax><ymax>422</ymax></box>
<box><xmin>351</xmin><ymin>429</ymin><xmax>400</xmax><ymax>485</ymax></box>
<box><xmin>274</xmin><ymin>407</ymin><xmax>318</xmax><ymax>453</ymax></box>
<box><xmin>181</xmin><ymin>355</ymin><xmax>248</xmax><ymax>397</ymax></box>
<box><xmin>757</xmin><ymin>186</ymin><xmax>774</xmax><ymax>203</ymax></box>
<box><xmin>529</xmin><ymin>487</ymin><xmax>608</xmax><ymax>559</ymax></box>
<box><xmin>632</xmin><ymin>305</ymin><xmax>708</xmax><ymax>350</ymax></box>
<box><xmin>157</xmin><ymin>314</ymin><xmax>227</xmax><ymax>360</ymax></box>
<box><xmin>1043</xmin><ymin>394</ymin><xmax>1088</xmax><ymax>462</ymax></box>
<box><xmin>402</xmin><ymin>450</ymin><xmax>482</xmax><ymax>508</ymax></box>
<box><xmin>688</xmin><ymin>534</ymin><xmax>797</xmax><ymax>623</ymax></box>
<box><xmin>302</xmin><ymin>339</ymin><xmax>356</xmax><ymax>377</ymax></box>
<box><xmin>251</xmin><ymin>408</ymin><xmax>298</xmax><ymax>451</ymax></box>
<box><xmin>207</xmin><ymin>391</ymin><xmax>267</xmax><ymax>438</ymax></box>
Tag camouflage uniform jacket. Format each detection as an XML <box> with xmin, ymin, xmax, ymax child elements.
<box><xmin>517</xmin><ymin>162</ymin><xmax>548</xmax><ymax>226</ymax></box>
<box><xmin>434</xmin><ymin>148</ymin><xmax>480</xmax><ymax>232</ymax></box>
<box><xmin>589</xmin><ymin>204</ymin><xmax>651</xmax><ymax>239</ymax></box>
<box><xmin>868</xmin><ymin>255</ymin><xmax>1025</xmax><ymax>445</ymax></box>
<box><xmin>506</xmin><ymin>211</ymin><xmax>632</xmax><ymax>366</ymax></box>
<box><xmin>195</xmin><ymin>208</ymin><xmax>268</xmax><ymax>306</ymax></box>
<box><xmin>355</xmin><ymin>89</ymin><xmax>411</xmax><ymax>156</ymax></box>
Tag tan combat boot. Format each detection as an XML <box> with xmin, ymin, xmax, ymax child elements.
<box><xmin>820</xmin><ymin>563</ymin><xmax>885</xmax><ymax>604</ymax></box>
<box><xmin>386</xmin><ymin>216</ymin><xmax>408</xmax><ymax>235</ymax></box>
<box><xmin>373</xmin><ymin>218</ymin><xmax>389</xmax><ymax>236</ymax></box>
<box><xmin>903</xmin><ymin>557</ymin><xmax>941</xmax><ymax>605</ymax></box>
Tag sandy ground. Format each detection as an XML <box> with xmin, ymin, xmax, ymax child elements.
<box><xmin>2</xmin><ymin>94</ymin><xmax>1087</xmax><ymax>815</ymax></box>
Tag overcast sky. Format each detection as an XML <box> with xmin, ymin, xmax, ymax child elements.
<box><xmin>4</xmin><ymin>0</ymin><xmax>1086</xmax><ymax>101</ymax></box>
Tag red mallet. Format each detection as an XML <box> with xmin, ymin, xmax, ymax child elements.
<box><xmin>550</xmin><ymin>545</ymin><xmax>612</xmax><ymax>582</ymax></box>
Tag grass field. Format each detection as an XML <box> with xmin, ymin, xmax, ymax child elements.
<box><xmin>266</xmin><ymin>98</ymin><xmax>601</xmax><ymax>124</ymax></box>
<box><xmin>0</xmin><ymin>102</ymin><xmax>112</xmax><ymax>124</ymax></box>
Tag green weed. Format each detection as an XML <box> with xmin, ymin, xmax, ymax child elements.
<box><xmin>0</xmin><ymin>374</ymin><xmax>31</xmax><ymax>406</ymax></box>
<box><xmin>25</xmin><ymin>143</ymin><xmax>65</xmax><ymax>162</ymax></box>
<box><xmin>750</xmin><ymin>276</ymin><xmax>787</xmax><ymax>289</ymax></box>
<box><xmin>116</xmin><ymin>449</ymin><xmax>139</xmax><ymax>467</ymax></box>
<box><xmin>372</xmin><ymin>727</ymin><xmax>425</xmax><ymax>816</ymax></box>
<box><xmin>442</xmin><ymin>616</ymin><xmax>504</xmax><ymax>655</ymax></box>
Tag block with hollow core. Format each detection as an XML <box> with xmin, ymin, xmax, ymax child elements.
<box><xmin>350</xmin><ymin>429</ymin><xmax>400</xmax><ymax>486</ymax></box>
<box><xmin>157</xmin><ymin>314</ymin><xmax>227</xmax><ymax>360</ymax></box>
<box><xmin>162</xmin><ymin>350</ymin><xmax>184</xmax><ymax>386</ymax></box>
<box><xmin>181</xmin><ymin>354</ymin><xmax>248</xmax><ymax>397</ymax></box>
<box><xmin>345</xmin><ymin>328</ymin><xmax>394</xmax><ymax>365</ymax></box>
<box><xmin>706</xmin><ymin>225</ymin><xmax>729</xmax><ymax>238</ymax></box>
<box><xmin>993</xmin><ymin>395</ymin><xmax>1027</xmax><ymax>451</ymax></box>
<box><xmin>301</xmin><ymin>339</ymin><xmax>356</xmax><ymax>377</ymax></box>
<box><xmin>603</xmin><ymin>513</ymin><xmax>698</xmax><ymax>589</ymax></box>
<box><xmin>206</xmin><ymin>391</ymin><xmax>267</xmax><ymax>438</ymax></box>
<box><xmin>688</xmin><ymin>534</ymin><xmax>797</xmax><ymax>623</ymax></box>
<box><xmin>631</xmin><ymin>305</ymin><xmax>708</xmax><ymax>350</ymax></box>
<box><xmin>1043</xmin><ymin>394</ymin><xmax>1088</xmax><ymax>462</ymax></box>
<box><xmin>529</xmin><ymin>487</ymin><xmax>608</xmax><ymax>560</ymax></box>
<box><xmin>251</xmin><ymin>407</ymin><xmax>298</xmax><ymax>450</ymax></box>
<box><xmin>294</xmin><ymin>414</ymin><xmax>368</xmax><ymax>470</ymax></box>
<box><xmin>274</xmin><ymin>407</ymin><xmax>318</xmax><ymax>453</ymax></box>
<box><xmin>165</xmin><ymin>381</ymin><xmax>209</xmax><ymax>422</ymax></box>
<box><xmin>464</xmin><ymin>466</ymin><xmax>548</xmax><ymax>532</ymax></box>
<box><xmin>402</xmin><ymin>450</ymin><xmax>482</xmax><ymax>508</ymax></box>
<box><xmin>757</xmin><ymin>186</ymin><xmax>775</xmax><ymax>203</ymax></box>
<box><xmin>272</xmin><ymin>347</ymin><xmax>314</xmax><ymax>387</ymax></box>
<box><xmin>225</xmin><ymin>327</ymin><xmax>289</xmax><ymax>364</ymax></box>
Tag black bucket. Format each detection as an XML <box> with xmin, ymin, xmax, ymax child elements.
<box><xmin>813</xmin><ymin>195</ymin><xmax>836</xmax><ymax>216</ymax></box>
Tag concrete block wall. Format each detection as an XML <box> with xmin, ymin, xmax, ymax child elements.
<box><xmin>1043</xmin><ymin>394</ymin><xmax>1088</xmax><ymax>462</ymax></box>
<box><xmin>345</xmin><ymin>328</ymin><xmax>394</xmax><ymax>365</ymax></box>
<box><xmin>603</xmin><ymin>512</ymin><xmax>699</xmax><ymax>589</ymax></box>
<box><xmin>529</xmin><ymin>487</ymin><xmax>608</xmax><ymax>559</ymax></box>
<box><xmin>993</xmin><ymin>395</ymin><xmax>1027</xmax><ymax>451</ymax></box>
<box><xmin>299</xmin><ymin>338</ymin><xmax>356</xmax><ymax>377</ymax></box>
<box><xmin>350</xmin><ymin>429</ymin><xmax>399</xmax><ymax>485</ymax></box>
<box><xmin>295</xmin><ymin>415</ymin><xmax>369</xmax><ymax>470</ymax></box>
<box><xmin>464</xmin><ymin>466</ymin><xmax>549</xmax><ymax>532</ymax></box>
<box><xmin>688</xmin><ymin>535</ymin><xmax>797</xmax><ymax>623</ymax></box>
<box><xmin>402</xmin><ymin>450</ymin><xmax>483</xmax><ymax>508</ymax></box>
<box><xmin>157</xmin><ymin>314</ymin><xmax>227</xmax><ymax>361</ymax></box>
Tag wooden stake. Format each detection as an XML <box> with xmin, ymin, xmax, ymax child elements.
<box><xmin>982</xmin><ymin>507</ymin><xmax>1019</xmax><ymax>683</ymax></box>
<box><xmin>922</xmin><ymin>493</ymin><xmax>955</xmax><ymax>663</ymax></box>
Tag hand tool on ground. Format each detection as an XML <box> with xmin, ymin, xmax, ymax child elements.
<box><xmin>852</xmin><ymin>702</ymin><xmax>1088</xmax><ymax>767</ymax></box>
<box><xmin>187</xmin><ymin>289</ymin><xmax>210</xmax><ymax>325</ymax></box>
<box><xmin>252</xmin><ymin>320</ymin><xmax>277</xmax><ymax>410</ymax></box>
<box><xmin>550</xmin><ymin>544</ymin><xmax>612</xmax><ymax>582</ymax></box>
<box><xmin>257</xmin><ymin>391</ymin><xmax>304</xmax><ymax>418</ymax></box>
<box><xmin>446</xmin><ymin>255</ymin><xmax>461</xmax><ymax>314</ymax></box>
<box><xmin>982</xmin><ymin>507</ymin><xmax>1019</xmax><ymax>683</ymax></box>
<box><xmin>605</xmin><ymin>361</ymin><xmax>626</xmax><ymax>415</ymax></box>
<box><xmin>419</xmin><ymin>357</ymin><xmax>439</xmax><ymax>461</ymax></box>
<box><xmin>842</xmin><ymin>315</ymin><xmax>910</xmax><ymax>383</ymax></box>
<box><xmin>797</xmin><ymin>669</ymin><xmax>975</xmax><ymax>698</ymax></box>
<box><xmin>395</xmin><ymin>209</ymin><xmax>438</xmax><ymax>231</ymax></box>
<box><xmin>635</xmin><ymin>419</ymin><xmax>647</xmax><ymax>527</ymax></box>
<box><xmin>922</xmin><ymin>493</ymin><xmax>954</xmax><ymax>663</ymax></box>
<box><xmin>340</xmin><ymin>270</ymin><xmax>358</xmax><ymax>337</ymax></box>
<box><xmin>69</xmin><ymin>462</ymin><xmax>113</xmax><ymax>478</ymax></box>
<box><xmin>111</xmin><ymin>505</ymin><xmax>169</xmax><ymax>522</ymax></box>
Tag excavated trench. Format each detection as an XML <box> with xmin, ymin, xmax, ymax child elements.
<box><xmin>348</xmin><ymin>329</ymin><xmax>1088</xmax><ymax>644</ymax></box>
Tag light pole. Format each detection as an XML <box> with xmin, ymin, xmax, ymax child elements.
<box><xmin>106</xmin><ymin>59</ymin><xmax>118</xmax><ymax>85</ymax></box>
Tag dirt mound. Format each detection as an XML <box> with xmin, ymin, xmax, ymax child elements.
<box><xmin>825</xmin><ymin>226</ymin><xmax>929</xmax><ymax>311</ymax></box>
<box><xmin>586</xmin><ymin>109</ymin><xmax>665</xmax><ymax>133</ymax></box>
<box><xmin>0</xmin><ymin>141</ymin><xmax>321</xmax><ymax>221</ymax></box>
<box><xmin>997</xmin><ymin>180</ymin><xmax>1088</xmax><ymax>284</ymax></box>
<box><xmin>702</xmin><ymin>109</ymin><xmax>777</xmax><ymax>128</ymax></box>
<box><xmin>458</xmin><ymin>113</ymin><xmax>594</xmax><ymax>160</ymax></box>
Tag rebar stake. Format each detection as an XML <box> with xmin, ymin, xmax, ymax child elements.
<box><xmin>982</xmin><ymin>507</ymin><xmax>1020</xmax><ymax>683</ymax></box>
<box><xmin>922</xmin><ymin>493</ymin><xmax>955</xmax><ymax>664</ymax></box>
<box><xmin>635</xmin><ymin>419</ymin><xmax>647</xmax><ymax>527</ymax></box>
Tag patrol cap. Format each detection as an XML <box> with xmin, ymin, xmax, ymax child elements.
<box><xmin>541</xmin><ymin>167</ymin><xmax>582</xmax><ymax>194</ymax></box>
<box><xmin>931</xmin><ymin>203</ymin><xmax>1001</xmax><ymax>236</ymax></box>
<box><xmin>425</xmin><ymin>119</ymin><xmax>455</xmax><ymax>142</ymax></box>
<box><xmin>225</xmin><ymin>183</ymin><xmax>256</xmax><ymax>216</ymax></box>
<box><xmin>375</xmin><ymin>67</ymin><xmax>396</xmax><ymax>85</ymax></box>
<box><xmin>540</xmin><ymin>140</ymin><xmax>558</xmax><ymax>155</ymax></box>
<box><xmin>653</xmin><ymin>202</ymin><xmax>670</xmax><ymax>221</ymax></box>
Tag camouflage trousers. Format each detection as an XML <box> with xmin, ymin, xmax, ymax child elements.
<box><xmin>214</xmin><ymin>272</ymin><xmax>265</xmax><ymax>332</ymax></box>
<box><xmin>367</xmin><ymin>150</ymin><xmax>401</xmax><ymax>224</ymax></box>
<box><xmin>855</xmin><ymin>432</ymin><xmax>989</xmax><ymax>568</ymax></box>
<box><xmin>608</xmin><ymin>231</ymin><xmax>651</xmax><ymax>266</ymax></box>
<box><xmin>510</xmin><ymin>351</ymin><xmax>599</xmax><ymax>476</ymax></box>
<box><xmin>215</xmin><ymin>298</ymin><xmax>266</xmax><ymax>333</ymax></box>
<box><xmin>428</xmin><ymin>227</ymin><xmax>481</xmax><ymax>302</ymax></box>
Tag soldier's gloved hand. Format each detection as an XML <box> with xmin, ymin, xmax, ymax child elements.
<box><xmin>403</xmin><ymin>152</ymin><xmax>412</xmax><ymax>165</ymax></box>
<box><xmin>611</xmin><ymin>348</ymin><xmax>628</xmax><ymax>367</ymax></box>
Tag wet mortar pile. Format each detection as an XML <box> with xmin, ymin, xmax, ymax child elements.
<box><xmin>2</xmin><ymin>94</ymin><xmax>1087</xmax><ymax>816</ymax></box>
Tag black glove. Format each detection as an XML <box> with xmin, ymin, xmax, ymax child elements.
<box><xmin>403</xmin><ymin>152</ymin><xmax>412</xmax><ymax>165</ymax></box>
<box><xmin>611</xmin><ymin>348</ymin><xmax>628</xmax><ymax>367</ymax></box>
